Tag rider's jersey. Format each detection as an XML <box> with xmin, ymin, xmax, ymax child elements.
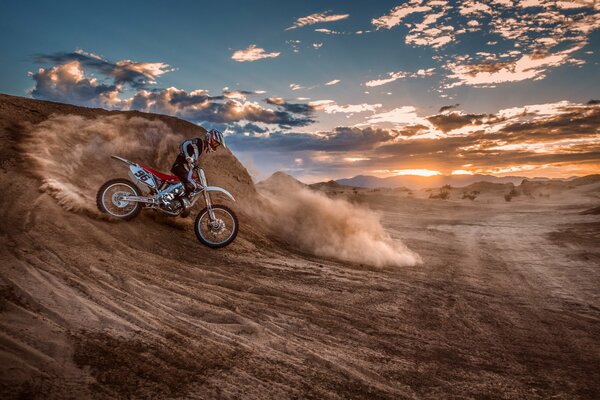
<box><xmin>179</xmin><ymin>138</ymin><xmax>206</xmax><ymax>163</ymax></box>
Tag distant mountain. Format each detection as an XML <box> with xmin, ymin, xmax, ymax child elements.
<box><xmin>309</xmin><ymin>180</ymin><xmax>347</xmax><ymax>191</ymax></box>
<box><xmin>256</xmin><ymin>171</ymin><xmax>306</xmax><ymax>192</ymax></box>
<box><xmin>263</xmin><ymin>172</ymin><xmax>600</xmax><ymax>192</ymax></box>
<box><xmin>336</xmin><ymin>174</ymin><xmax>529</xmax><ymax>189</ymax></box>
<box><xmin>566</xmin><ymin>174</ymin><xmax>600</xmax><ymax>186</ymax></box>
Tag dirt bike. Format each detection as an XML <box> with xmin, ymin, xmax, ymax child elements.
<box><xmin>96</xmin><ymin>156</ymin><xmax>238</xmax><ymax>248</ymax></box>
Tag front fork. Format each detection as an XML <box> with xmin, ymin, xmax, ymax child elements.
<box><xmin>197</xmin><ymin>168</ymin><xmax>216</xmax><ymax>221</ymax></box>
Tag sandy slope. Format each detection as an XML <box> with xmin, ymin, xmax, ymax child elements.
<box><xmin>1</xmin><ymin>95</ymin><xmax>600</xmax><ymax>399</ymax></box>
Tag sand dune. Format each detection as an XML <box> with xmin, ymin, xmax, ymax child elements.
<box><xmin>1</xmin><ymin>95</ymin><xmax>600</xmax><ymax>399</ymax></box>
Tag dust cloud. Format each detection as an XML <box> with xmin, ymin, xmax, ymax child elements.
<box><xmin>22</xmin><ymin>114</ymin><xmax>420</xmax><ymax>267</ymax></box>
<box><xmin>250</xmin><ymin>181</ymin><xmax>421</xmax><ymax>267</ymax></box>
<box><xmin>22</xmin><ymin>114</ymin><xmax>182</xmax><ymax>216</ymax></box>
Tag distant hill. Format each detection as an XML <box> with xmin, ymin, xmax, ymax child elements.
<box><xmin>308</xmin><ymin>180</ymin><xmax>360</xmax><ymax>192</ymax></box>
<box><xmin>337</xmin><ymin>174</ymin><xmax>531</xmax><ymax>190</ymax></box>
<box><xmin>256</xmin><ymin>171</ymin><xmax>306</xmax><ymax>192</ymax></box>
<box><xmin>565</xmin><ymin>174</ymin><xmax>600</xmax><ymax>186</ymax></box>
<box><xmin>264</xmin><ymin>172</ymin><xmax>600</xmax><ymax>193</ymax></box>
<box><xmin>308</xmin><ymin>180</ymin><xmax>342</xmax><ymax>191</ymax></box>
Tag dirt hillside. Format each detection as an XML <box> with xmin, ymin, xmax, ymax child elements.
<box><xmin>1</xmin><ymin>94</ymin><xmax>599</xmax><ymax>399</ymax></box>
<box><xmin>0</xmin><ymin>94</ymin><xmax>266</xmax><ymax>397</ymax></box>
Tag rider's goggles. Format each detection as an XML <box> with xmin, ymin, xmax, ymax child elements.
<box><xmin>209</xmin><ymin>136</ymin><xmax>221</xmax><ymax>150</ymax></box>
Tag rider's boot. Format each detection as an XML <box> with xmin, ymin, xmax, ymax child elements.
<box><xmin>189</xmin><ymin>187</ymin><xmax>202</xmax><ymax>196</ymax></box>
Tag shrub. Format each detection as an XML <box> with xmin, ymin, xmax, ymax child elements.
<box><xmin>504</xmin><ymin>188</ymin><xmax>519</xmax><ymax>202</ymax></box>
<box><xmin>462</xmin><ymin>190</ymin><xmax>479</xmax><ymax>200</ymax></box>
<box><xmin>430</xmin><ymin>189</ymin><xmax>450</xmax><ymax>200</ymax></box>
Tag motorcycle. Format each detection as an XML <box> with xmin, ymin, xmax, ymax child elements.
<box><xmin>96</xmin><ymin>155</ymin><xmax>238</xmax><ymax>248</ymax></box>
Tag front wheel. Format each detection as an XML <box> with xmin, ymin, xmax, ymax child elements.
<box><xmin>194</xmin><ymin>205</ymin><xmax>239</xmax><ymax>248</ymax></box>
<box><xmin>96</xmin><ymin>179</ymin><xmax>142</xmax><ymax>220</ymax></box>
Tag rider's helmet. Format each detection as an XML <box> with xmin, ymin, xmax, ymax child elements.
<box><xmin>206</xmin><ymin>129</ymin><xmax>226</xmax><ymax>152</ymax></box>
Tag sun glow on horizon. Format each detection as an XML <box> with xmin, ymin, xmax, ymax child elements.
<box><xmin>451</xmin><ymin>169</ymin><xmax>474</xmax><ymax>175</ymax></box>
<box><xmin>394</xmin><ymin>169</ymin><xmax>442</xmax><ymax>177</ymax></box>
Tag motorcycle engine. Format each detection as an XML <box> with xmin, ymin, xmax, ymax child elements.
<box><xmin>158</xmin><ymin>184</ymin><xmax>186</xmax><ymax>212</ymax></box>
<box><xmin>162</xmin><ymin>198</ymin><xmax>184</xmax><ymax>212</ymax></box>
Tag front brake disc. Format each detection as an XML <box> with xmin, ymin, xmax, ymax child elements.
<box><xmin>112</xmin><ymin>192</ymin><xmax>129</xmax><ymax>208</ymax></box>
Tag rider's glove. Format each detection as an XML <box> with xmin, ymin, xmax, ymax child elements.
<box><xmin>185</xmin><ymin>156</ymin><xmax>194</xmax><ymax>165</ymax></box>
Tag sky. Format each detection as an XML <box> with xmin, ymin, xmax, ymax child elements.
<box><xmin>1</xmin><ymin>0</ymin><xmax>599</xmax><ymax>182</ymax></box>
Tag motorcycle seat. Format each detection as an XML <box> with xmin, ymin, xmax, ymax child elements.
<box><xmin>141</xmin><ymin>165</ymin><xmax>180</xmax><ymax>183</ymax></box>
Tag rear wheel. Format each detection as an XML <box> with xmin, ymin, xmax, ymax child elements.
<box><xmin>194</xmin><ymin>205</ymin><xmax>239</xmax><ymax>248</ymax></box>
<box><xmin>96</xmin><ymin>179</ymin><xmax>142</xmax><ymax>220</ymax></box>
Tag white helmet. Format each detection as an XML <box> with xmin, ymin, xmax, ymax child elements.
<box><xmin>206</xmin><ymin>129</ymin><xmax>226</xmax><ymax>152</ymax></box>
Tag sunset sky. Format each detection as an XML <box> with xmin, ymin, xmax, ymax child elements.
<box><xmin>1</xmin><ymin>0</ymin><xmax>599</xmax><ymax>181</ymax></box>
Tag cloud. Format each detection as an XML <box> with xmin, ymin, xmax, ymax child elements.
<box><xmin>286</xmin><ymin>11</ymin><xmax>349</xmax><ymax>30</ymax></box>
<box><xmin>231</xmin><ymin>45</ymin><xmax>280</xmax><ymax>62</ymax></box>
<box><xmin>365</xmin><ymin>68</ymin><xmax>434</xmax><ymax>87</ymax></box>
<box><xmin>396</xmin><ymin>124</ymin><xmax>430</xmax><ymax>137</ymax></box>
<box><xmin>493</xmin><ymin>105</ymin><xmax>600</xmax><ymax>144</ymax></box>
<box><xmin>130</xmin><ymin>87</ymin><xmax>315</xmax><ymax>127</ymax></box>
<box><xmin>29</xmin><ymin>61</ymin><xmax>121</xmax><ymax>107</ymax></box>
<box><xmin>286</xmin><ymin>39</ymin><xmax>302</xmax><ymax>53</ymax></box>
<box><xmin>439</xmin><ymin>103</ymin><xmax>460</xmax><ymax>113</ymax></box>
<box><xmin>226</xmin><ymin>122</ymin><xmax>270</xmax><ymax>135</ymax></box>
<box><xmin>27</xmin><ymin>46</ymin><xmax>600</xmax><ymax>180</ymax></box>
<box><xmin>222</xmin><ymin>90</ymin><xmax>255</xmax><ymax>100</ymax></box>
<box><xmin>34</xmin><ymin>49</ymin><xmax>173</xmax><ymax>88</ymax></box>
<box><xmin>445</xmin><ymin>45</ymin><xmax>585</xmax><ymax>87</ymax></box>
<box><xmin>314</xmin><ymin>28</ymin><xmax>340</xmax><ymax>34</ymax></box>
<box><xmin>29</xmin><ymin>53</ymin><xmax>316</xmax><ymax>129</ymax></box>
<box><xmin>262</xmin><ymin>97</ymin><xmax>381</xmax><ymax>117</ymax></box>
<box><xmin>370</xmin><ymin>0</ymin><xmax>599</xmax><ymax>92</ymax></box>
<box><xmin>364</xmin><ymin>106</ymin><xmax>427</xmax><ymax>126</ymax></box>
<box><xmin>230</xmin><ymin>101</ymin><xmax>600</xmax><ymax>180</ymax></box>
<box><xmin>309</xmin><ymin>100</ymin><xmax>382</xmax><ymax>114</ymax></box>
<box><xmin>372</xmin><ymin>3</ymin><xmax>432</xmax><ymax>29</ymax></box>
<box><xmin>111</xmin><ymin>60</ymin><xmax>173</xmax><ymax>86</ymax></box>
<box><xmin>289</xmin><ymin>83</ymin><xmax>304</xmax><ymax>91</ymax></box>
<box><xmin>265</xmin><ymin>97</ymin><xmax>286</xmax><ymax>106</ymax></box>
<box><xmin>405</xmin><ymin>26</ymin><xmax>454</xmax><ymax>49</ymax></box>
<box><xmin>402</xmin><ymin>7</ymin><xmax>456</xmax><ymax>49</ymax></box>
<box><xmin>323</xmin><ymin>127</ymin><xmax>399</xmax><ymax>150</ymax></box>
<box><xmin>370</xmin><ymin>104</ymin><xmax>600</xmax><ymax>174</ymax></box>
<box><xmin>496</xmin><ymin>101</ymin><xmax>574</xmax><ymax>119</ymax></box>
<box><xmin>325</xmin><ymin>79</ymin><xmax>341</xmax><ymax>86</ymax></box>
<box><xmin>228</xmin><ymin>126</ymin><xmax>398</xmax><ymax>153</ymax></box>
<box><xmin>459</xmin><ymin>1</ymin><xmax>492</xmax><ymax>16</ymax></box>
<box><xmin>313</xmin><ymin>43</ymin><xmax>323</xmax><ymax>49</ymax></box>
<box><xmin>555</xmin><ymin>1</ymin><xmax>595</xmax><ymax>9</ymax></box>
<box><xmin>365</xmin><ymin>71</ymin><xmax>408</xmax><ymax>87</ymax></box>
<box><xmin>266</xmin><ymin>97</ymin><xmax>315</xmax><ymax>115</ymax></box>
<box><xmin>427</xmin><ymin>112</ymin><xmax>489</xmax><ymax>133</ymax></box>
<box><xmin>228</xmin><ymin>103</ymin><xmax>600</xmax><ymax>180</ymax></box>
<box><xmin>373</xmin><ymin>0</ymin><xmax>598</xmax><ymax>53</ymax></box>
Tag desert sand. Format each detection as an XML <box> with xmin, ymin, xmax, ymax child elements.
<box><xmin>1</xmin><ymin>94</ymin><xmax>599</xmax><ymax>399</ymax></box>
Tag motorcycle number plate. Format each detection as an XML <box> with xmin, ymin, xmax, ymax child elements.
<box><xmin>130</xmin><ymin>165</ymin><xmax>157</xmax><ymax>189</ymax></box>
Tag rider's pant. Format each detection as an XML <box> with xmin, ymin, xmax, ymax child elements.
<box><xmin>171</xmin><ymin>157</ymin><xmax>197</xmax><ymax>194</ymax></box>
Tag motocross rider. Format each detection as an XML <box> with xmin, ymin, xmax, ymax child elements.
<box><xmin>170</xmin><ymin>129</ymin><xmax>226</xmax><ymax>197</ymax></box>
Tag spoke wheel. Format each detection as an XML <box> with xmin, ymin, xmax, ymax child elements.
<box><xmin>194</xmin><ymin>205</ymin><xmax>239</xmax><ymax>248</ymax></box>
<box><xmin>96</xmin><ymin>179</ymin><xmax>142</xmax><ymax>220</ymax></box>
